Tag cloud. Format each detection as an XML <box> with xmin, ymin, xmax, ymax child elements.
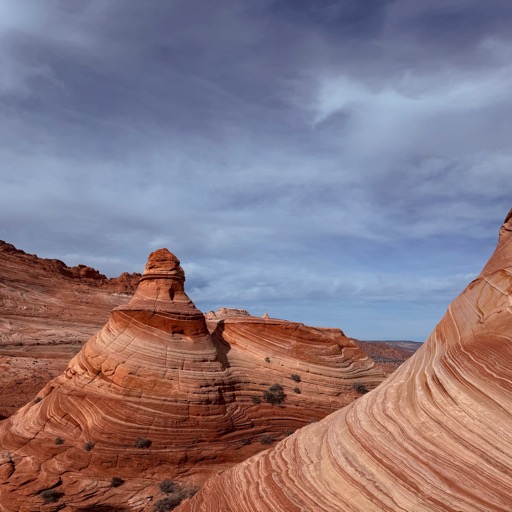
<box><xmin>0</xmin><ymin>0</ymin><xmax>511</xmax><ymax>340</ymax></box>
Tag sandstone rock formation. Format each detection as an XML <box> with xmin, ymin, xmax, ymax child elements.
<box><xmin>0</xmin><ymin>240</ymin><xmax>140</xmax><ymax>346</ymax></box>
<box><xmin>0</xmin><ymin>249</ymin><xmax>384</xmax><ymax>511</ymax></box>
<box><xmin>178</xmin><ymin>211</ymin><xmax>512</xmax><ymax>512</ymax></box>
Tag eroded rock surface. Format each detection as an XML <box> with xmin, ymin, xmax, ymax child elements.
<box><xmin>0</xmin><ymin>249</ymin><xmax>384</xmax><ymax>511</ymax></box>
<box><xmin>179</xmin><ymin>210</ymin><xmax>512</xmax><ymax>512</ymax></box>
<box><xmin>0</xmin><ymin>240</ymin><xmax>140</xmax><ymax>346</ymax></box>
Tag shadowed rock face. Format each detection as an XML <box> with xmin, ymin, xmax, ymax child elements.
<box><xmin>0</xmin><ymin>249</ymin><xmax>384</xmax><ymax>510</ymax></box>
<box><xmin>179</xmin><ymin>210</ymin><xmax>512</xmax><ymax>512</ymax></box>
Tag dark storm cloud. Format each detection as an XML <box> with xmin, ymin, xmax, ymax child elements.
<box><xmin>1</xmin><ymin>0</ymin><xmax>511</xmax><ymax>340</ymax></box>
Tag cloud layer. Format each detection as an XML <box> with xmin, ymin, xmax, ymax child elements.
<box><xmin>1</xmin><ymin>0</ymin><xmax>511</xmax><ymax>340</ymax></box>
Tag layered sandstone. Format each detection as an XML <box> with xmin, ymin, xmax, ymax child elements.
<box><xmin>0</xmin><ymin>249</ymin><xmax>384</xmax><ymax>511</ymax></box>
<box><xmin>179</xmin><ymin>210</ymin><xmax>512</xmax><ymax>512</ymax></box>
<box><xmin>0</xmin><ymin>240</ymin><xmax>139</xmax><ymax>346</ymax></box>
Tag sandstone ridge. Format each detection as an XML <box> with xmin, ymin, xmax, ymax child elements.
<box><xmin>179</xmin><ymin>211</ymin><xmax>512</xmax><ymax>512</ymax></box>
<box><xmin>0</xmin><ymin>248</ymin><xmax>385</xmax><ymax>510</ymax></box>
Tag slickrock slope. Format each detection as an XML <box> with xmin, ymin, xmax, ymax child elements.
<box><xmin>0</xmin><ymin>240</ymin><xmax>140</xmax><ymax>346</ymax></box>
<box><xmin>0</xmin><ymin>249</ymin><xmax>384</xmax><ymax>511</ymax></box>
<box><xmin>179</xmin><ymin>210</ymin><xmax>512</xmax><ymax>512</ymax></box>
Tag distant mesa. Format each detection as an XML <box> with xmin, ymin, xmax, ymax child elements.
<box><xmin>0</xmin><ymin>248</ymin><xmax>385</xmax><ymax>509</ymax></box>
<box><xmin>179</xmin><ymin>210</ymin><xmax>512</xmax><ymax>512</ymax></box>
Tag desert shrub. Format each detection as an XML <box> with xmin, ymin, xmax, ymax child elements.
<box><xmin>55</xmin><ymin>437</ymin><xmax>64</xmax><ymax>445</ymax></box>
<box><xmin>353</xmin><ymin>383</ymin><xmax>369</xmax><ymax>394</ymax></box>
<box><xmin>263</xmin><ymin>384</ymin><xmax>286</xmax><ymax>405</ymax></box>
<box><xmin>160</xmin><ymin>479</ymin><xmax>180</xmax><ymax>494</ymax></box>
<box><xmin>135</xmin><ymin>438</ymin><xmax>152</xmax><ymax>449</ymax></box>
<box><xmin>40</xmin><ymin>489</ymin><xmax>63</xmax><ymax>504</ymax></box>
<box><xmin>84</xmin><ymin>441</ymin><xmax>95</xmax><ymax>451</ymax></box>
<box><xmin>260</xmin><ymin>435</ymin><xmax>274</xmax><ymax>445</ymax></box>
<box><xmin>154</xmin><ymin>496</ymin><xmax>182</xmax><ymax>512</ymax></box>
<box><xmin>290</xmin><ymin>374</ymin><xmax>301</xmax><ymax>382</ymax></box>
<box><xmin>111</xmin><ymin>476</ymin><xmax>124</xmax><ymax>487</ymax></box>
<box><xmin>251</xmin><ymin>396</ymin><xmax>261</xmax><ymax>404</ymax></box>
<box><xmin>264</xmin><ymin>357</ymin><xmax>271</xmax><ymax>363</ymax></box>
<box><xmin>34</xmin><ymin>396</ymin><xmax>42</xmax><ymax>404</ymax></box>
<box><xmin>154</xmin><ymin>484</ymin><xmax>199</xmax><ymax>511</ymax></box>
<box><xmin>293</xmin><ymin>387</ymin><xmax>301</xmax><ymax>394</ymax></box>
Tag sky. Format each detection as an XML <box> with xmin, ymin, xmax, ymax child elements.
<box><xmin>0</xmin><ymin>0</ymin><xmax>511</xmax><ymax>341</ymax></box>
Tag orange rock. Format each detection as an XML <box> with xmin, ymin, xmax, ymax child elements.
<box><xmin>0</xmin><ymin>248</ymin><xmax>384</xmax><ymax>510</ymax></box>
<box><xmin>179</xmin><ymin>210</ymin><xmax>512</xmax><ymax>512</ymax></box>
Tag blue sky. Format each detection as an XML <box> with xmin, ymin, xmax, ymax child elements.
<box><xmin>0</xmin><ymin>1</ymin><xmax>511</xmax><ymax>341</ymax></box>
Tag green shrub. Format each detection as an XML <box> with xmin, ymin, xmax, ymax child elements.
<box><xmin>263</xmin><ymin>384</ymin><xmax>286</xmax><ymax>405</ymax></box>
<box><xmin>55</xmin><ymin>437</ymin><xmax>64</xmax><ymax>445</ymax></box>
<box><xmin>293</xmin><ymin>387</ymin><xmax>301</xmax><ymax>394</ymax></box>
<box><xmin>290</xmin><ymin>374</ymin><xmax>301</xmax><ymax>382</ymax></box>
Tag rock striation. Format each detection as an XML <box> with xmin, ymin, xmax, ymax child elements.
<box><xmin>0</xmin><ymin>249</ymin><xmax>384</xmax><ymax>510</ymax></box>
<box><xmin>179</xmin><ymin>210</ymin><xmax>512</xmax><ymax>512</ymax></box>
<box><xmin>0</xmin><ymin>240</ymin><xmax>140</xmax><ymax>346</ymax></box>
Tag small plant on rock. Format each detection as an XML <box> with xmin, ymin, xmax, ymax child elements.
<box><xmin>111</xmin><ymin>476</ymin><xmax>124</xmax><ymax>487</ymax></box>
<box><xmin>263</xmin><ymin>383</ymin><xmax>286</xmax><ymax>405</ymax></box>
<box><xmin>353</xmin><ymin>383</ymin><xmax>369</xmax><ymax>394</ymax></box>
<box><xmin>55</xmin><ymin>437</ymin><xmax>64</xmax><ymax>445</ymax></box>
<box><xmin>290</xmin><ymin>374</ymin><xmax>301</xmax><ymax>382</ymax></box>
<box><xmin>84</xmin><ymin>441</ymin><xmax>95</xmax><ymax>451</ymax></box>
<box><xmin>160</xmin><ymin>479</ymin><xmax>180</xmax><ymax>494</ymax></box>
<box><xmin>264</xmin><ymin>357</ymin><xmax>271</xmax><ymax>363</ymax></box>
<box><xmin>40</xmin><ymin>489</ymin><xmax>63</xmax><ymax>504</ymax></box>
<box><xmin>293</xmin><ymin>387</ymin><xmax>301</xmax><ymax>394</ymax></box>
<box><xmin>135</xmin><ymin>437</ymin><xmax>152</xmax><ymax>449</ymax></box>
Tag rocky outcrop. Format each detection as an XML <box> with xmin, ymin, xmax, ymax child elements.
<box><xmin>0</xmin><ymin>249</ymin><xmax>384</xmax><ymax>510</ymax></box>
<box><xmin>179</xmin><ymin>210</ymin><xmax>512</xmax><ymax>512</ymax></box>
<box><xmin>0</xmin><ymin>240</ymin><xmax>140</xmax><ymax>346</ymax></box>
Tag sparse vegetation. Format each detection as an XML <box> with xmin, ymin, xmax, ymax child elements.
<box><xmin>353</xmin><ymin>383</ymin><xmax>369</xmax><ymax>394</ymax></box>
<box><xmin>40</xmin><ymin>489</ymin><xmax>63</xmax><ymax>504</ymax></box>
<box><xmin>160</xmin><ymin>479</ymin><xmax>180</xmax><ymax>494</ymax></box>
<box><xmin>34</xmin><ymin>396</ymin><xmax>42</xmax><ymax>403</ymax></box>
<box><xmin>154</xmin><ymin>481</ymin><xmax>200</xmax><ymax>511</ymax></box>
<box><xmin>263</xmin><ymin>383</ymin><xmax>286</xmax><ymax>405</ymax></box>
<box><xmin>290</xmin><ymin>374</ymin><xmax>301</xmax><ymax>382</ymax></box>
<box><xmin>111</xmin><ymin>476</ymin><xmax>124</xmax><ymax>487</ymax></box>
<box><xmin>241</xmin><ymin>438</ymin><xmax>251</xmax><ymax>446</ymax></box>
<box><xmin>55</xmin><ymin>437</ymin><xmax>64</xmax><ymax>445</ymax></box>
<box><xmin>135</xmin><ymin>437</ymin><xmax>152</xmax><ymax>449</ymax></box>
<box><xmin>293</xmin><ymin>387</ymin><xmax>301</xmax><ymax>394</ymax></box>
<box><xmin>251</xmin><ymin>396</ymin><xmax>261</xmax><ymax>404</ymax></box>
<box><xmin>264</xmin><ymin>357</ymin><xmax>271</xmax><ymax>363</ymax></box>
<box><xmin>260</xmin><ymin>435</ymin><xmax>274</xmax><ymax>445</ymax></box>
<box><xmin>84</xmin><ymin>441</ymin><xmax>95</xmax><ymax>451</ymax></box>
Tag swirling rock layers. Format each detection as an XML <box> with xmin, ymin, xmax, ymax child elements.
<box><xmin>179</xmin><ymin>212</ymin><xmax>512</xmax><ymax>512</ymax></box>
<box><xmin>0</xmin><ymin>249</ymin><xmax>384</xmax><ymax>511</ymax></box>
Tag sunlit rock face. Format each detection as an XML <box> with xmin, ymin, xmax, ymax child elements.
<box><xmin>0</xmin><ymin>240</ymin><xmax>139</xmax><ymax>346</ymax></box>
<box><xmin>0</xmin><ymin>249</ymin><xmax>384</xmax><ymax>510</ymax></box>
<box><xmin>179</xmin><ymin>210</ymin><xmax>512</xmax><ymax>512</ymax></box>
